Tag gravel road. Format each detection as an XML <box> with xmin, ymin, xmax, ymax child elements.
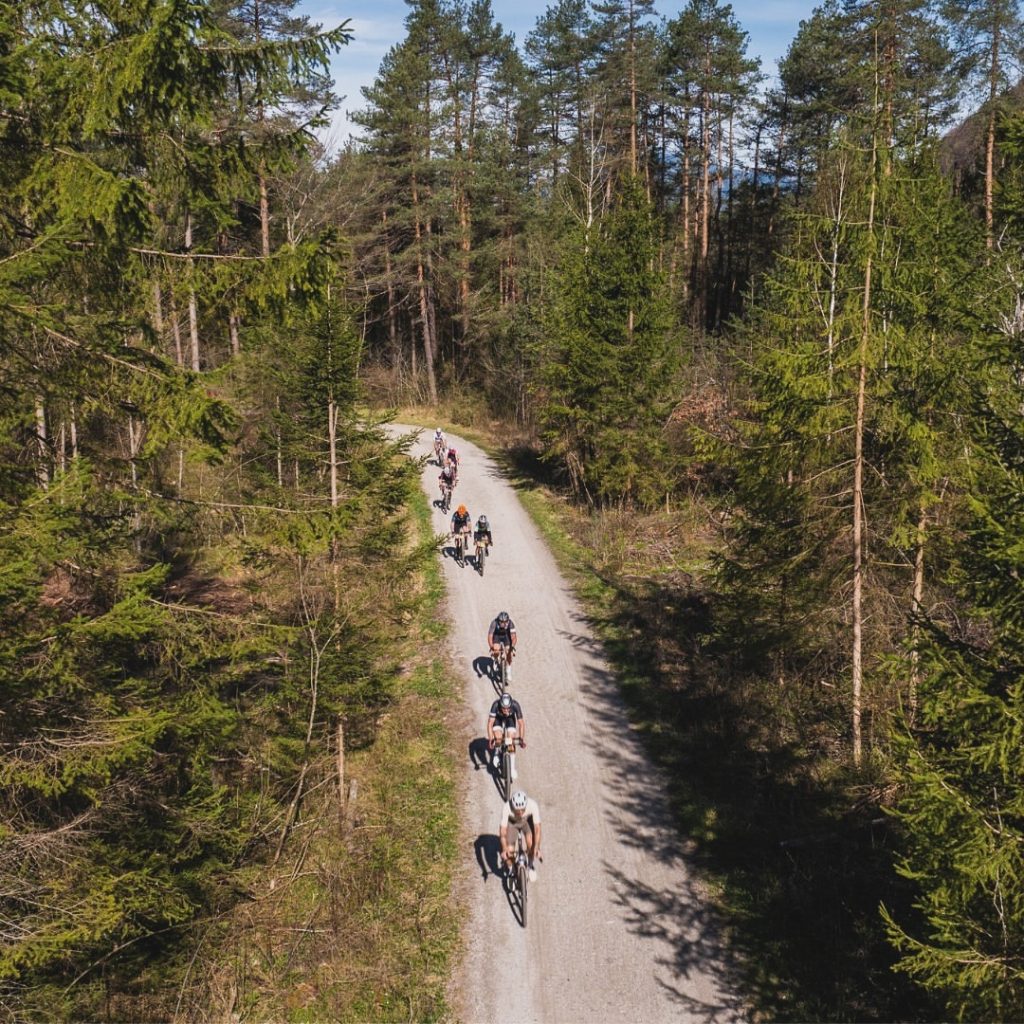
<box><xmin>405</xmin><ymin>428</ymin><xmax>745</xmax><ymax>1024</ymax></box>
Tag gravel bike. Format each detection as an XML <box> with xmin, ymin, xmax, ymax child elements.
<box><xmin>453</xmin><ymin>528</ymin><xmax>470</xmax><ymax>565</ymax></box>
<box><xmin>433</xmin><ymin>437</ymin><xmax>445</xmax><ymax>466</ymax></box>
<box><xmin>440</xmin><ymin>483</ymin><xmax>452</xmax><ymax>513</ymax></box>
<box><xmin>474</xmin><ymin>534</ymin><xmax>489</xmax><ymax>576</ymax></box>
<box><xmin>493</xmin><ymin>729</ymin><xmax>519</xmax><ymax>801</ymax></box>
<box><xmin>493</xmin><ymin>643</ymin><xmax>513</xmax><ymax>691</ymax></box>
<box><xmin>508</xmin><ymin>830</ymin><xmax>530</xmax><ymax>927</ymax></box>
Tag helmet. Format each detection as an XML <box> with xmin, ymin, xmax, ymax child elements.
<box><xmin>499</xmin><ymin>692</ymin><xmax>512</xmax><ymax>710</ymax></box>
<box><xmin>498</xmin><ymin>610</ymin><xmax>510</xmax><ymax>624</ymax></box>
<box><xmin>435</xmin><ymin>427</ymin><xmax>442</xmax><ymax>435</ymax></box>
<box><xmin>457</xmin><ymin>504</ymin><xmax>467</xmax><ymax>515</ymax></box>
<box><xmin>449</xmin><ymin>447</ymin><xmax>457</xmax><ymax>455</ymax></box>
<box><xmin>478</xmin><ymin>514</ymin><xmax>489</xmax><ymax>528</ymax></box>
<box><xmin>510</xmin><ymin>790</ymin><xmax>528</xmax><ymax>811</ymax></box>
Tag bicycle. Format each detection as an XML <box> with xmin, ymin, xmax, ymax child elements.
<box><xmin>493</xmin><ymin>643</ymin><xmax>513</xmax><ymax>691</ymax></box>
<box><xmin>507</xmin><ymin>830</ymin><xmax>531</xmax><ymax>927</ymax></box>
<box><xmin>440</xmin><ymin>483</ymin><xmax>452</xmax><ymax>513</ymax></box>
<box><xmin>493</xmin><ymin>728</ymin><xmax>519</xmax><ymax>801</ymax></box>
<box><xmin>453</xmin><ymin>528</ymin><xmax>470</xmax><ymax>564</ymax></box>
<box><xmin>474</xmin><ymin>535</ymin><xmax>489</xmax><ymax>576</ymax></box>
<box><xmin>433</xmin><ymin>437</ymin><xmax>445</xmax><ymax>466</ymax></box>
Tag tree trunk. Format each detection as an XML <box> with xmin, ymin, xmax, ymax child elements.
<box><xmin>852</xmin><ymin>87</ymin><xmax>881</xmax><ymax>769</ymax></box>
<box><xmin>909</xmin><ymin>504</ymin><xmax>927</xmax><ymax>723</ymax></box>
<box><xmin>184</xmin><ymin>210</ymin><xmax>200</xmax><ymax>372</ymax></box>
<box><xmin>169</xmin><ymin>287</ymin><xmax>184</xmax><ymax>367</ymax></box>
<box><xmin>985</xmin><ymin>18</ymin><xmax>1001</xmax><ymax>250</ymax></box>
<box><xmin>34</xmin><ymin>396</ymin><xmax>49</xmax><ymax>489</ymax></box>
<box><xmin>699</xmin><ymin>65</ymin><xmax>711</xmax><ymax>326</ymax></box>
<box><xmin>259</xmin><ymin>166</ymin><xmax>271</xmax><ymax>257</ymax></box>
<box><xmin>629</xmin><ymin>0</ymin><xmax>638</xmax><ymax>175</ymax></box>
<box><xmin>152</xmin><ymin>278</ymin><xmax>164</xmax><ymax>345</ymax></box>
<box><xmin>382</xmin><ymin>211</ymin><xmax>399</xmax><ymax>368</ymax></box>
<box><xmin>410</xmin><ymin>173</ymin><xmax>438</xmax><ymax>404</ymax></box>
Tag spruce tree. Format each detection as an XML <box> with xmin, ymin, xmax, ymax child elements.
<box><xmin>539</xmin><ymin>173</ymin><xmax>678</xmax><ymax>504</ymax></box>
<box><xmin>884</xmin><ymin>322</ymin><xmax>1024</xmax><ymax>1018</ymax></box>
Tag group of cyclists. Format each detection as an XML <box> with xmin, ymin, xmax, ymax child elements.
<box><xmin>436</xmin><ymin>429</ymin><xmax>492</xmax><ymax>568</ymax></box>
<box><xmin>432</xmin><ymin>428</ymin><xmax>542</xmax><ymax>884</ymax></box>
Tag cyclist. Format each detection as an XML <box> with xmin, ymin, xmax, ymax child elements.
<box><xmin>488</xmin><ymin>610</ymin><xmax>517</xmax><ymax>680</ymax></box>
<box><xmin>451</xmin><ymin>503</ymin><xmax>472</xmax><ymax>553</ymax></box>
<box><xmin>474</xmin><ymin>514</ymin><xmax>493</xmax><ymax>550</ymax></box>
<box><xmin>433</xmin><ymin>427</ymin><xmax>447</xmax><ymax>463</ymax></box>
<box><xmin>487</xmin><ymin>691</ymin><xmax>525</xmax><ymax>778</ymax></box>
<box><xmin>500</xmin><ymin>789</ymin><xmax>541</xmax><ymax>882</ymax></box>
<box><xmin>446</xmin><ymin>445</ymin><xmax>460</xmax><ymax>476</ymax></box>
<box><xmin>438</xmin><ymin>462</ymin><xmax>457</xmax><ymax>503</ymax></box>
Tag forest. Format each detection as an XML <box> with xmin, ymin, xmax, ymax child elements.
<box><xmin>2</xmin><ymin>0</ymin><xmax>1024</xmax><ymax>1018</ymax></box>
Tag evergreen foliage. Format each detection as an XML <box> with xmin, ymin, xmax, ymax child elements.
<box><xmin>884</xmin><ymin>338</ymin><xmax>1024</xmax><ymax>1019</ymax></box>
<box><xmin>539</xmin><ymin>174</ymin><xmax>678</xmax><ymax>504</ymax></box>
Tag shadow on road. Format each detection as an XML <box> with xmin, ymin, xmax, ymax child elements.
<box><xmin>471</xmin><ymin>655</ymin><xmax>494</xmax><ymax>680</ymax></box>
<box><xmin>546</xmin><ymin>554</ymin><xmax>933</xmax><ymax>1021</ymax></box>
<box><xmin>468</xmin><ymin>736</ymin><xmax>491</xmax><ymax>772</ymax></box>
<box><xmin>474</xmin><ymin>833</ymin><xmax>502</xmax><ymax>881</ymax></box>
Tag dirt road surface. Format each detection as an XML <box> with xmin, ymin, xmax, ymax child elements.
<box><xmin>405</xmin><ymin>428</ymin><xmax>745</xmax><ymax>1024</ymax></box>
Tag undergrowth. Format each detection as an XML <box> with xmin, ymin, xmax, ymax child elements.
<box><xmin>160</xmin><ymin>474</ymin><xmax>461</xmax><ymax>1024</ymax></box>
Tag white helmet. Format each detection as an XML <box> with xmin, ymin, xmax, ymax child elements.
<box><xmin>510</xmin><ymin>790</ymin><xmax>528</xmax><ymax>811</ymax></box>
<box><xmin>435</xmin><ymin>427</ymin><xmax>443</xmax><ymax>435</ymax></box>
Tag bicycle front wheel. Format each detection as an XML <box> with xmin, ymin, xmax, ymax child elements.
<box><xmin>502</xmin><ymin>748</ymin><xmax>512</xmax><ymax>801</ymax></box>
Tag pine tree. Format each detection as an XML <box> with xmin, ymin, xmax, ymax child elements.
<box><xmin>884</xmin><ymin>306</ymin><xmax>1024</xmax><ymax>1017</ymax></box>
<box><xmin>539</xmin><ymin>174</ymin><xmax>679</xmax><ymax>504</ymax></box>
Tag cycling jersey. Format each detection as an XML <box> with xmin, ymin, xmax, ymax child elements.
<box><xmin>451</xmin><ymin>512</ymin><xmax>471</xmax><ymax>531</ymax></box>
<box><xmin>439</xmin><ymin>467</ymin><xmax>456</xmax><ymax>485</ymax></box>
<box><xmin>501</xmin><ymin>797</ymin><xmax>540</xmax><ymax>831</ymax></box>
<box><xmin>488</xmin><ymin>697</ymin><xmax>523</xmax><ymax>729</ymax></box>
<box><xmin>489</xmin><ymin>616</ymin><xmax>516</xmax><ymax>644</ymax></box>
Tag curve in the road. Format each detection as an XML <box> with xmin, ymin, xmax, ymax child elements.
<box><xmin>404</xmin><ymin>427</ymin><xmax>746</xmax><ymax>1024</ymax></box>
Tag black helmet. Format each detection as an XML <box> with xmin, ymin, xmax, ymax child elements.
<box><xmin>499</xmin><ymin>692</ymin><xmax>512</xmax><ymax>709</ymax></box>
<box><xmin>498</xmin><ymin>610</ymin><xmax>510</xmax><ymax>624</ymax></box>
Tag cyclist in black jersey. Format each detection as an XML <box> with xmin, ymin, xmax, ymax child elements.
<box><xmin>487</xmin><ymin>691</ymin><xmax>525</xmax><ymax>776</ymax></box>
<box><xmin>487</xmin><ymin>610</ymin><xmax>517</xmax><ymax>679</ymax></box>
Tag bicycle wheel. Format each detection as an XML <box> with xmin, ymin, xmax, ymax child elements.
<box><xmin>518</xmin><ymin>858</ymin><xmax>529</xmax><ymax>927</ymax></box>
<box><xmin>502</xmin><ymin>746</ymin><xmax>512</xmax><ymax>801</ymax></box>
<box><xmin>499</xmin><ymin>656</ymin><xmax>507</xmax><ymax>692</ymax></box>
<box><xmin>477</xmin><ymin>545</ymin><xmax>485</xmax><ymax>576</ymax></box>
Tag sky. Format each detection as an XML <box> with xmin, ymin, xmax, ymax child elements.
<box><xmin>298</xmin><ymin>0</ymin><xmax>816</xmax><ymax>151</ymax></box>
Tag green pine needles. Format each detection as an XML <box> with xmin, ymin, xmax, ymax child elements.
<box><xmin>539</xmin><ymin>173</ymin><xmax>680</xmax><ymax>506</ymax></box>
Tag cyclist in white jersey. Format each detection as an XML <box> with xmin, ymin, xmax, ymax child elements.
<box><xmin>500</xmin><ymin>789</ymin><xmax>541</xmax><ymax>881</ymax></box>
